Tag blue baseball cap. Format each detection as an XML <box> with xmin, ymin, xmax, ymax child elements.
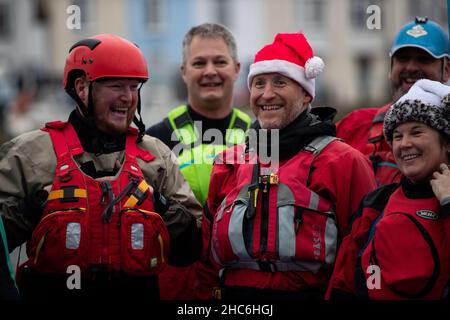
<box><xmin>389</xmin><ymin>17</ymin><xmax>450</xmax><ymax>59</ymax></box>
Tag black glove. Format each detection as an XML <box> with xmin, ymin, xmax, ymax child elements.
<box><xmin>17</xmin><ymin>190</ymin><xmax>48</xmax><ymax>226</ymax></box>
<box><xmin>166</xmin><ymin>209</ymin><xmax>202</xmax><ymax>266</ymax></box>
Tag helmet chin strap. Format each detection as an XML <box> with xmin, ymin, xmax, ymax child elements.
<box><xmin>133</xmin><ymin>85</ymin><xmax>146</xmax><ymax>143</ymax></box>
<box><xmin>66</xmin><ymin>82</ymin><xmax>96</xmax><ymax>127</ymax></box>
<box><xmin>85</xmin><ymin>82</ymin><xmax>96</xmax><ymax>125</ymax></box>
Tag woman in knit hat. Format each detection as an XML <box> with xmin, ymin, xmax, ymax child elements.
<box><xmin>326</xmin><ymin>79</ymin><xmax>450</xmax><ymax>300</ymax></box>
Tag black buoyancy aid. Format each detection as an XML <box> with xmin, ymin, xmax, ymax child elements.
<box><xmin>23</xmin><ymin>121</ymin><xmax>169</xmax><ymax>277</ymax></box>
<box><xmin>356</xmin><ymin>187</ymin><xmax>450</xmax><ymax>299</ymax></box>
<box><xmin>211</xmin><ymin>135</ymin><xmax>339</xmax><ymax>273</ymax></box>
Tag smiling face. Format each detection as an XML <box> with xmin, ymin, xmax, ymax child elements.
<box><xmin>181</xmin><ymin>36</ymin><xmax>240</xmax><ymax>118</ymax></box>
<box><xmin>250</xmin><ymin>73</ymin><xmax>311</xmax><ymax>130</ymax></box>
<box><xmin>392</xmin><ymin>122</ymin><xmax>449</xmax><ymax>183</ymax></box>
<box><xmin>76</xmin><ymin>77</ymin><xmax>140</xmax><ymax>135</ymax></box>
<box><xmin>389</xmin><ymin>47</ymin><xmax>449</xmax><ymax>101</ymax></box>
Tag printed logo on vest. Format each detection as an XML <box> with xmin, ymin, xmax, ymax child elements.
<box><xmin>415</xmin><ymin>210</ymin><xmax>439</xmax><ymax>220</ymax></box>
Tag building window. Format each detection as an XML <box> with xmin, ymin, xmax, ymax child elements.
<box><xmin>67</xmin><ymin>0</ymin><xmax>95</xmax><ymax>31</ymax></box>
<box><xmin>0</xmin><ymin>2</ymin><xmax>11</xmax><ymax>38</ymax></box>
<box><xmin>144</xmin><ymin>0</ymin><xmax>165</xmax><ymax>33</ymax></box>
<box><xmin>71</xmin><ymin>0</ymin><xmax>88</xmax><ymax>26</ymax></box>
<box><xmin>356</xmin><ymin>55</ymin><xmax>371</xmax><ymax>100</ymax></box>
<box><xmin>350</xmin><ymin>0</ymin><xmax>383</xmax><ymax>30</ymax></box>
<box><xmin>295</xmin><ymin>0</ymin><xmax>325</xmax><ymax>28</ymax></box>
<box><xmin>148</xmin><ymin>47</ymin><xmax>164</xmax><ymax>78</ymax></box>
<box><xmin>35</xmin><ymin>0</ymin><xmax>49</xmax><ymax>24</ymax></box>
<box><xmin>409</xmin><ymin>0</ymin><xmax>447</xmax><ymax>27</ymax></box>
<box><xmin>216</xmin><ymin>0</ymin><xmax>230</xmax><ymax>27</ymax></box>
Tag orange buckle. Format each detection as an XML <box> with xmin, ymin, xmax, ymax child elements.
<box><xmin>212</xmin><ymin>287</ymin><xmax>222</xmax><ymax>300</ymax></box>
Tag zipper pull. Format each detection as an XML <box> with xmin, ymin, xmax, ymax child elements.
<box><xmin>246</xmin><ymin>185</ymin><xmax>259</xmax><ymax>220</ymax></box>
<box><xmin>226</xmin><ymin>202</ymin><xmax>235</xmax><ymax>214</ymax></box>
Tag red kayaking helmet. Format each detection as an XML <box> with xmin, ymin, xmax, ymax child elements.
<box><xmin>63</xmin><ymin>33</ymin><xmax>149</xmax><ymax>89</ymax></box>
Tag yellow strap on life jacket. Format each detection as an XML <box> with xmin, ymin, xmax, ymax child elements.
<box><xmin>34</xmin><ymin>231</ymin><xmax>49</xmax><ymax>264</ymax></box>
<box><xmin>158</xmin><ymin>233</ymin><xmax>165</xmax><ymax>264</ymax></box>
<box><xmin>47</xmin><ymin>188</ymin><xmax>87</xmax><ymax>201</ymax></box>
<box><xmin>123</xmin><ymin>180</ymin><xmax>150</xmax><ymax>208</ymax></box>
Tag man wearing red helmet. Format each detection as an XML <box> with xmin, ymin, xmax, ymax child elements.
<box><xmin>0</xmin><ymin>34</ymin><xmax>202</xmax><ymax>300</ymax></box>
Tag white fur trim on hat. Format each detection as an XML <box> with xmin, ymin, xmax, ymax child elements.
<box><xmin>247</xmin><ymin>59</ymin><xmax>315</xmax><ymax>99</ymax></box>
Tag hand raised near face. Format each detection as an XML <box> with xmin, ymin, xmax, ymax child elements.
<box><xmin>430</xmin><ymin>163</ymin><xmax>450</xmax><ymax>204</ymax></box>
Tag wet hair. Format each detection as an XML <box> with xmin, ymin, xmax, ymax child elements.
<box><xmin>182</xmin><ymin>23</ymin><xmax>238</xmax><ymax>65</ymax></box>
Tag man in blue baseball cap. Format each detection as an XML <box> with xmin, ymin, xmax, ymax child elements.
<box><xmin>389</xmin><ymin>17</ymin><xmax>450</xmax><ymax>102</ymax></box>
<box><xmin>336</xmin><ymin>17</ymin><xmax>450</xmax><ymax>186</ymax></box>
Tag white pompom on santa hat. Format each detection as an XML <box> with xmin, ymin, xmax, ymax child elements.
<box><xmin>247</xmin><ymin>33</ymin><xmax>324</xmax><ymax>100</ymax></box>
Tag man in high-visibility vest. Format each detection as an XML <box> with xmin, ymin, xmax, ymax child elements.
<box><xmin>147</xmin><ymin>23</ymin><xmax>251</xmax><ymax>300</ymax></box>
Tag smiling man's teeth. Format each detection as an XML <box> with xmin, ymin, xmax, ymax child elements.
<box><xmin>111</xmin><ymin>107</ymin><xmax>127</xmax><ymax>114</ymax></box>
<box><xmin>203</xmin><ymin>83</ymin><xmax>220</xmax><ymax>87</ymax></box>
<box><xmin>262</xmin><ymin>105</ymin><xmax>281</xmax><ymax>111</ymax></box>
<box><xmin>403</xmin><ymin>154</ymin><xmax>420</xmax><ymax>160</ymax></box>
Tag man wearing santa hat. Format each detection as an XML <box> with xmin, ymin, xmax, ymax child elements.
<box><xmin>195</xmin><ymin>33</ymin><xmax>377</xmax><ymax>300</ymax></box>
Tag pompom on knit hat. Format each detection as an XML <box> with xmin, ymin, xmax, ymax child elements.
<box><xmin>383</xmin><ymin>79</ymin><xmax>450</xmax><ymax>144</ymax></box>
<box><xmin>247</xmin><ymin>33</ymin><xmax>324</xmax><ymax>100</ymax></box>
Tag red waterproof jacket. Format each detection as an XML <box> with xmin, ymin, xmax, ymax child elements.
<box><xmin>336</xmin><ymin>104</ymin><xmax>401</xmax><ymax>186</ymax></box>
<box><xmin>326</xmin><ymin>181</ymin><xmax>450</xmax><ymax>300</ymax></box>
<box><xmin>195</xmin><ymin>137</ymin><xmax>377</xmax><ymax>299</ymax></box>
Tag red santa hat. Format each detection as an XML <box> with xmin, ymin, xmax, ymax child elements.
<box><xmin>247</xmin><ymin>33</ymin><xmax>324</xmax><ymax>99</ymax></box>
